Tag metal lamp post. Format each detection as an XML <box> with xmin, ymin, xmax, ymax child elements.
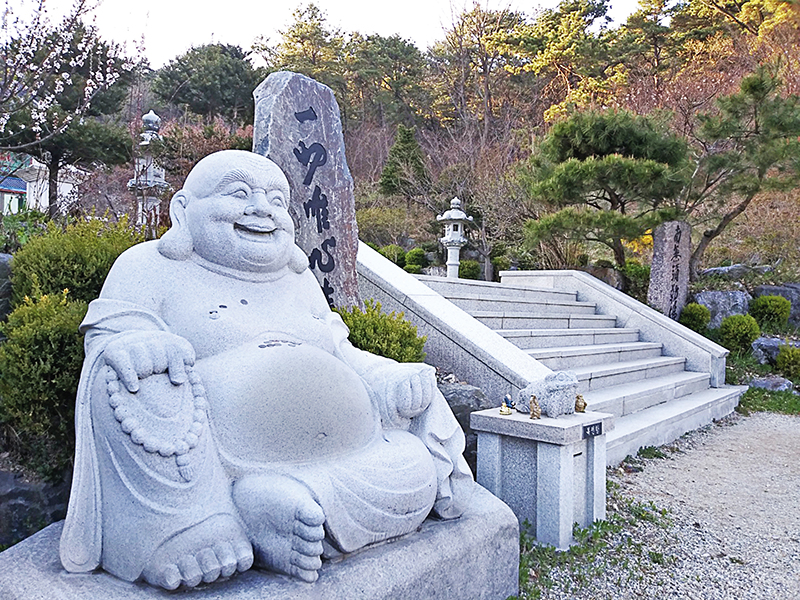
<box><xmin>437</xmin><ymin>197</ymin><xmax>473</xmax><ymax>279</ymax></box>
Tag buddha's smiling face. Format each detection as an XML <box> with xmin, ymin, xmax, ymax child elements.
<box><xmin>184</xmin><ymin>155</ymin><xmax>295</xmax><ymax>273</ymax></box>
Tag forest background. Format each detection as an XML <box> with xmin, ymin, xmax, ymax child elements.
<box><xmin>3</xmin><ymin>0</ymin><xmax>800</xmax><ymax>287</ymax></box>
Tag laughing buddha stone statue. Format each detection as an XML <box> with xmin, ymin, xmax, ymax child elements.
<box><xmin>60</xmin><ymin>150</ymin><xmax>474</xmax><ymax>590</ymax></box>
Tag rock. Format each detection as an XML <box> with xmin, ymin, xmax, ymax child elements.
<box><xmin>700</xmin><ymin>264</ymin><xmax>772</xmax><ymax>279</ymax></box>
<box><xmin>0</xmin><ymin>253</ymin><xmax>12</xmax><ymax>320</ymax></box>
<box><xmin>516</xmin><ymin>371</ymin><xmax>580</xmax><ymax>418</ymax></box>
<box><xmin>752</xmin><ymin>283</ymin><xmax>800</xmax><ymax>326</ymax></box>
<box><xmin>647</xmin><ymin>221</ymin><xmax>691</xmax><ymax>320</ymax></box>
<box><xmin>751</xmin><ymin>337</ymin><xmax>800</xmax><ymax>365</ymax></box>
<box><xmin>253</xmin><ymin>71</ymin><xmax>360</xmax><ymax>310</ymax></box>
<box><xmin>694</xmin><ymin>290</ymin><xmax>752</xmax><ymax>329</ymax></box>
<box><xmin>749</xmin><ymin>375</ymin><xmax>795</xmax><ymax>393</ymax></box>
<box><xmin>438</xmin><ymin>382</ymin><xmax>493</xmax><ymax>475</ymax></box>
<box><xmin>0</xmin><ymin>468</ymin><xmax>70</xmax><ymax>549</ymax></box>
<box><xmin>579</xmin><ymin>266</ymin><xmax>624</xmax><ymax>290</ymax></box>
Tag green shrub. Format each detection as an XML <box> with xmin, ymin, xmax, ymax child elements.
<box><xmin>776</xmin><ymin>344</ymin><xmax>800</xmax><ymax>380</ymax></box>
<box><xmin>621</xmin><ymin>259</ymin><xmax>650</xmax><ymax>304</ymax></box>
<box><xmin>719</xmin><ymin>314</ymin><xmax>761</xmax><ymax>352</ymax></box>
<box><xmin>0</xmin><ymin>209</ymin><xmax>48</xmax><ymax>254</ymax></box>
<box><xmin>749</xmin><ymin>295</ymin><xmax>791</xmax><ymax>329</ymax></box>
<box><xmin>403</xmin><ymin>264</ymin><xmax>422</xmax><ymax>274</ymax></box>
<box><xmin>405</xmin><ymin>247</ymin><xmax>428</xmax><ymax>268</ymax></box>
<box><xmin>379</xmin><ymin>244</ymin><xmax>406</xmax><ymax>268</ymax></box>
<box><xmin>459</xmin><ymin>259</ymin><xmax>481</xmax><ymax>280</ymax></box>
<box><xmin>335</xmin><ymin>299</ymin><xmax>426</xmax><ymax>363</ymax></box>
<box><xmin>678</xmin><ymin>303</ymin><xmax>711</xmax><ymax>333</ymax></box>
<box><xmin>11</xmin><ymin>217</ymin><xmax>143</xmax><ymax>307</ymax></box>
<box><xmin>0</xmin><ymin>292</ymin><xmax>87</xmax><ymax>480</ymax></box>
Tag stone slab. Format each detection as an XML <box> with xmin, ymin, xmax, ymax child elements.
<box><xmin>253</xmin><ymin>71</ymin><xmax>360</xmax><ymax>309</ymax></box>
<box><xmin>0</xmin><ymin>485</ymin><xmax>518</xmax><ymax>600</ymax></box>
<box><xmin>471</xmin><ymin>408</ymin><xmax>614</xmax><ymax>445</ymax></box>
<box><xmin>647</xmin><ymin>221</ymin><xmax>691</xmax><ymax>320</ymax></box>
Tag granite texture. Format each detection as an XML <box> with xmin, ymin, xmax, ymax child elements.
<box><xmin>647</xmin><ymin>221</ymin><xmax>691</xmax><ymax>320</ymax></box>
<box><xmin>0</xmin><ymin>485</ymin><xmax>518</xmax><ymax>600</ymax></box>
<box><xmin>252</xmin><ymin>71</ymin><xmax>360</xmax><ymax>310</ymax></box>
<box><xmin>516</xmin><ymin>371</ymin><xmax>580</xmax><ymax>418</ymax></box>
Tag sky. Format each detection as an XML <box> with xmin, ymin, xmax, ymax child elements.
<box><xmin>41</xmin><ymin>0</ymin><xmax>642</xmax><ymax>68</ymax></box>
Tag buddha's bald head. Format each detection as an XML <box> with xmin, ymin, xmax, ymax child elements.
<box><xmin>183</xmin><ymin>150</ymin><xmax>290</xmax><ymax>203</ymax></box>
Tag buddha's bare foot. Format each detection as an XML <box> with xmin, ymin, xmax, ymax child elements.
<box><xmin>141</xmin><ymin>514</ymin><xmax>253</xmax><ymax>590</ymax></box>
<box><xmin>232</xmin><ymin>475</ymin><xmax>326</xmax><ymax>583</ymax></box>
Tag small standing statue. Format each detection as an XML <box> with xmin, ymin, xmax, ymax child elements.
<box><xmin>529</xmin><ymin>395</ymin><xmax>542</xmax><ymax>420</ymax></box>
<box><xmin>575</xmin><ymin>394</ymin><xmax>587</xmax><ymax>413</ymax></box>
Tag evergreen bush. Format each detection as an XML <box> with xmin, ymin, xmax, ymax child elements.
<box><xmin>0</xmin><ymin>292</ymin><xmax>87</xmax><ymax>480</ymax></box>
<box><xmin>459</xmin><ymin>259</ymin><xmax>481</xmax><ymax>280</ymax></box>
<box><xmin>621</xmin><ymin>260</ymin><xmax>650</xmax><ymax>304</ymax></box>
<box><xmin>405</xmin><ymin>247</ymin><xmax>428</xmax><ymax>268</ymax></box>
<box><xmin>403</xmin><ymin>264</ymin><xmax>422</xmax><ymax>274</ymax></box>
<box><xmin>335</xmin><ymin>299</ymin><xmax>426</xmax><ymax>363</ymax></box>
<box><xmin>749</xmin><ymin>295</ymin><xmax>791</xmax><ymax>329</ymax></box>
<box><xmin>678</xmin><ymin>303</ymin><xmax>711</xmax><ymax>333</ymax></box>
<box><xmin>10</xmin><ymin>217</ymin><xmax>143</xmax><ymax>307</ymax></box>
<box><xmin>378</xmin><ymin>244</ymin><xmax>406</xmax><ymax>268</ymax></box>
<box><xmin>776</xmin><ymin>344</ymin><xmax>800</xmax><ymax>380</ymax></box>
<box><xmin>719</xmin><ymin>314</ymin><xmax>761</xmax><ymax>353</ymax></box>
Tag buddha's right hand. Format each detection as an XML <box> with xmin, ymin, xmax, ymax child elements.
<box><xmin>102</xmin><ymin>331</ymin><xmax>196</xmax><ymax>393</ymax></box>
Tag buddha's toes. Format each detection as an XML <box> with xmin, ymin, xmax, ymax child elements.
<box><xmin>233</xmin><ymin>474</ymin><xmax>326</xmax><ymax>582</ymax></box>
<box><xmin>141</xmin><ymin>513</ymin><xmax>253</xmax><ymax>590</ymax></box>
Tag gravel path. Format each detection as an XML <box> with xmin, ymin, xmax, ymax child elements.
<box><xmin>533</xmin><ymin>412</ymin><xmax>800</xmax><ymax>599</ymax></box>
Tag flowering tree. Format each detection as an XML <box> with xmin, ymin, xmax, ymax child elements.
<box><xmin>0</xmin><ymin>0</ymin><xmax>121</xmax><ymax>151</ymax></box>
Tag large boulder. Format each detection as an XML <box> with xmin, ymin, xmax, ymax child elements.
<box><xmin>753</xmin><ymin>284</ymin><xmax>800</xmax><ymax>326</ymax></box>
<box><xmin>749</xmin><ymin>375</ymin><xmax>796</xmax><ymax>393</ymax></box>
<box><xmin>700</xmin><ymin>264</ymin><xmax>772</xmax><ymax>279</ymax></box>
<box><xmin>751</xmin><ymin>337</ymin><xmax>800</xmax><ymax>365</ymax></box>
<box><xmin>694</xmin><ymin>290</ymin><xmax>752</xmax><ymax>329</ymax></box>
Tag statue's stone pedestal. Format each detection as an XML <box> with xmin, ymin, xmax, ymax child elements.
<box><xmin>0</xmin><ymin>485</ymin><xmax>518</xmax><ymax>600</ymax></box>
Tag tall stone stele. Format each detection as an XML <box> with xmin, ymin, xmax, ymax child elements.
<box><xmin>647</xmin><ymin>221</ymin><xmax>691</xmax><ymax>320</ymax></box>
<box><xmin>58</xmin><ymin>150</ymin><xmax>475</xmax><ymax>591</ymax></box>
<box><xmin>252</xmin><ymin>71</ymin><xmax>360</xmax><ymax>309</ymax></box>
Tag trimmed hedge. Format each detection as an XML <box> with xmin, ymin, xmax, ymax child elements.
<box><xmin>335</xmin><ymin>299</ymin><xmax>426</xmax><ymax>363</ymax></box>
<box><xmin>0</xmin><ymin>292</ymin><xmax>87</xmax><ymax>480</ymax></box>
<box><xmin>719</xmin><ymin>314</ymin><xmax>761</xmax><ymax>353</ymax></box>
<box><xmin>679</xmin><ymin>303</ymin><xmax>711</xmax><ymax>334</ymax></box>
<box><xmin>749</xmin><ymin>295</ymin><xmax>791</xmax><ymax>329</ymax></box>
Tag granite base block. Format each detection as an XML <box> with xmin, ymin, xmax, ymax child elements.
<box><xmin>0</xmin><ymin>485</ymin><xmax>518</xmax><ymax>600</ymax></box>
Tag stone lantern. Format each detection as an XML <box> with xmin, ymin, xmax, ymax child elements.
<box><xmin>128</xmin><ymin>111</ymin><xmax>170</xmax><ymax>237</ymax></box>
<box><xmin>437</xmin><ymin>197</ymin><xmax>473</xmax><ymax>278</ymax></box>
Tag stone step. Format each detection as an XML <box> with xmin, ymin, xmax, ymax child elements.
<box><xmin>418</xmin><ymin>275</ymin><xmax>578</xmax><ymax>304</ymax></box>
<box><xmin>527</xmin><ymin>342</ymin><xmax>663</xmax><ymax>370</ymax></box>
<box><xmin>569</xmin><ymin>356</ymin><xmax>687</xmax><ymax>393</ymax></box>
<box><xmin>498</xmin><ymin>328</ymin><xmax>641</xmax><ymax>349</ymax></box>
<box><xmin>605</xmin><ymin>386</ymin><xmax>745</xmax><ymax>465</ymax></box>
<box><xmin>472</xmin><ymin>312</ymin><xmax>618</xmax><ymax>330</ymax></box>
<box><xmin>582</xmin><ymin>371</ymin><xmax>711</xmax><ymax>417</ymax></box>
<box><xmin>447</xmin><ymin>295</ymin><xmax>598</xmax><ymax>316</ymax></box>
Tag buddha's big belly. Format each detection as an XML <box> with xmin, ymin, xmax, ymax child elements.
<box><xmin>194</xmin><ymin>338</ymin><xmax>378</xmax><ymax>464</ymax></box>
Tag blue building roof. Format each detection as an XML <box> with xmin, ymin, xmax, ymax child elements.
<box><xmin>0</xmin><ymin>176</ymin><xmax>26</xmax><ymax>194</ymax></box>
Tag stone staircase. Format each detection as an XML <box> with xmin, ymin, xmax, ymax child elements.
<box><xmin>418</xmin><ymin>275</ymin><xmax>743</xmax><ymax>465</ymax></box>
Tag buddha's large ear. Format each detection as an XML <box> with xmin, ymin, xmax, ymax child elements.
<box><xmin>158</xmin><ymin>191</ymin><xmax>194</xmax><ymax>261</ymax></box>
<box><xmin>289</xmin><ymin>244</ymin><xmax>309</xmax><ymax>274</ymax></box>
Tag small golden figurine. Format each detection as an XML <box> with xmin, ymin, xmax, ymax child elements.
<box><xmin>529</xmin><ymin>394</ymin><xmax>542</xmax><ymax>420</ymax></box>
<box><xmin>499</xmin><ymin>394</ymin><xmax>513</xmax><ymax>415</ymax></box>
<box><xmin>575</xmin><ymin>394</ymin><xmax>587</xmax><ymax>413</ymax></box>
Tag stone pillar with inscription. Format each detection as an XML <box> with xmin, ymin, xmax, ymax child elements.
<box><xmin>252</xmin><ymin>71</ymin><xmax>361</xmax><ymax>309</ymax></box>
<box><xmin>647</xmin><ymin>221</ymin><xmax>691</xmax><ymax>320</ymax></box>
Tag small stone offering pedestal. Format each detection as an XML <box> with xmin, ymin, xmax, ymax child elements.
<box><xmin>472</xmin><ymin>408</ymin><xmax>614</xmax><ymax>549</ymax></box>
<box><xmin>0</xmin><ymin>486</ymin><xmax>518</xmax><ymax>600</ymax></box>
